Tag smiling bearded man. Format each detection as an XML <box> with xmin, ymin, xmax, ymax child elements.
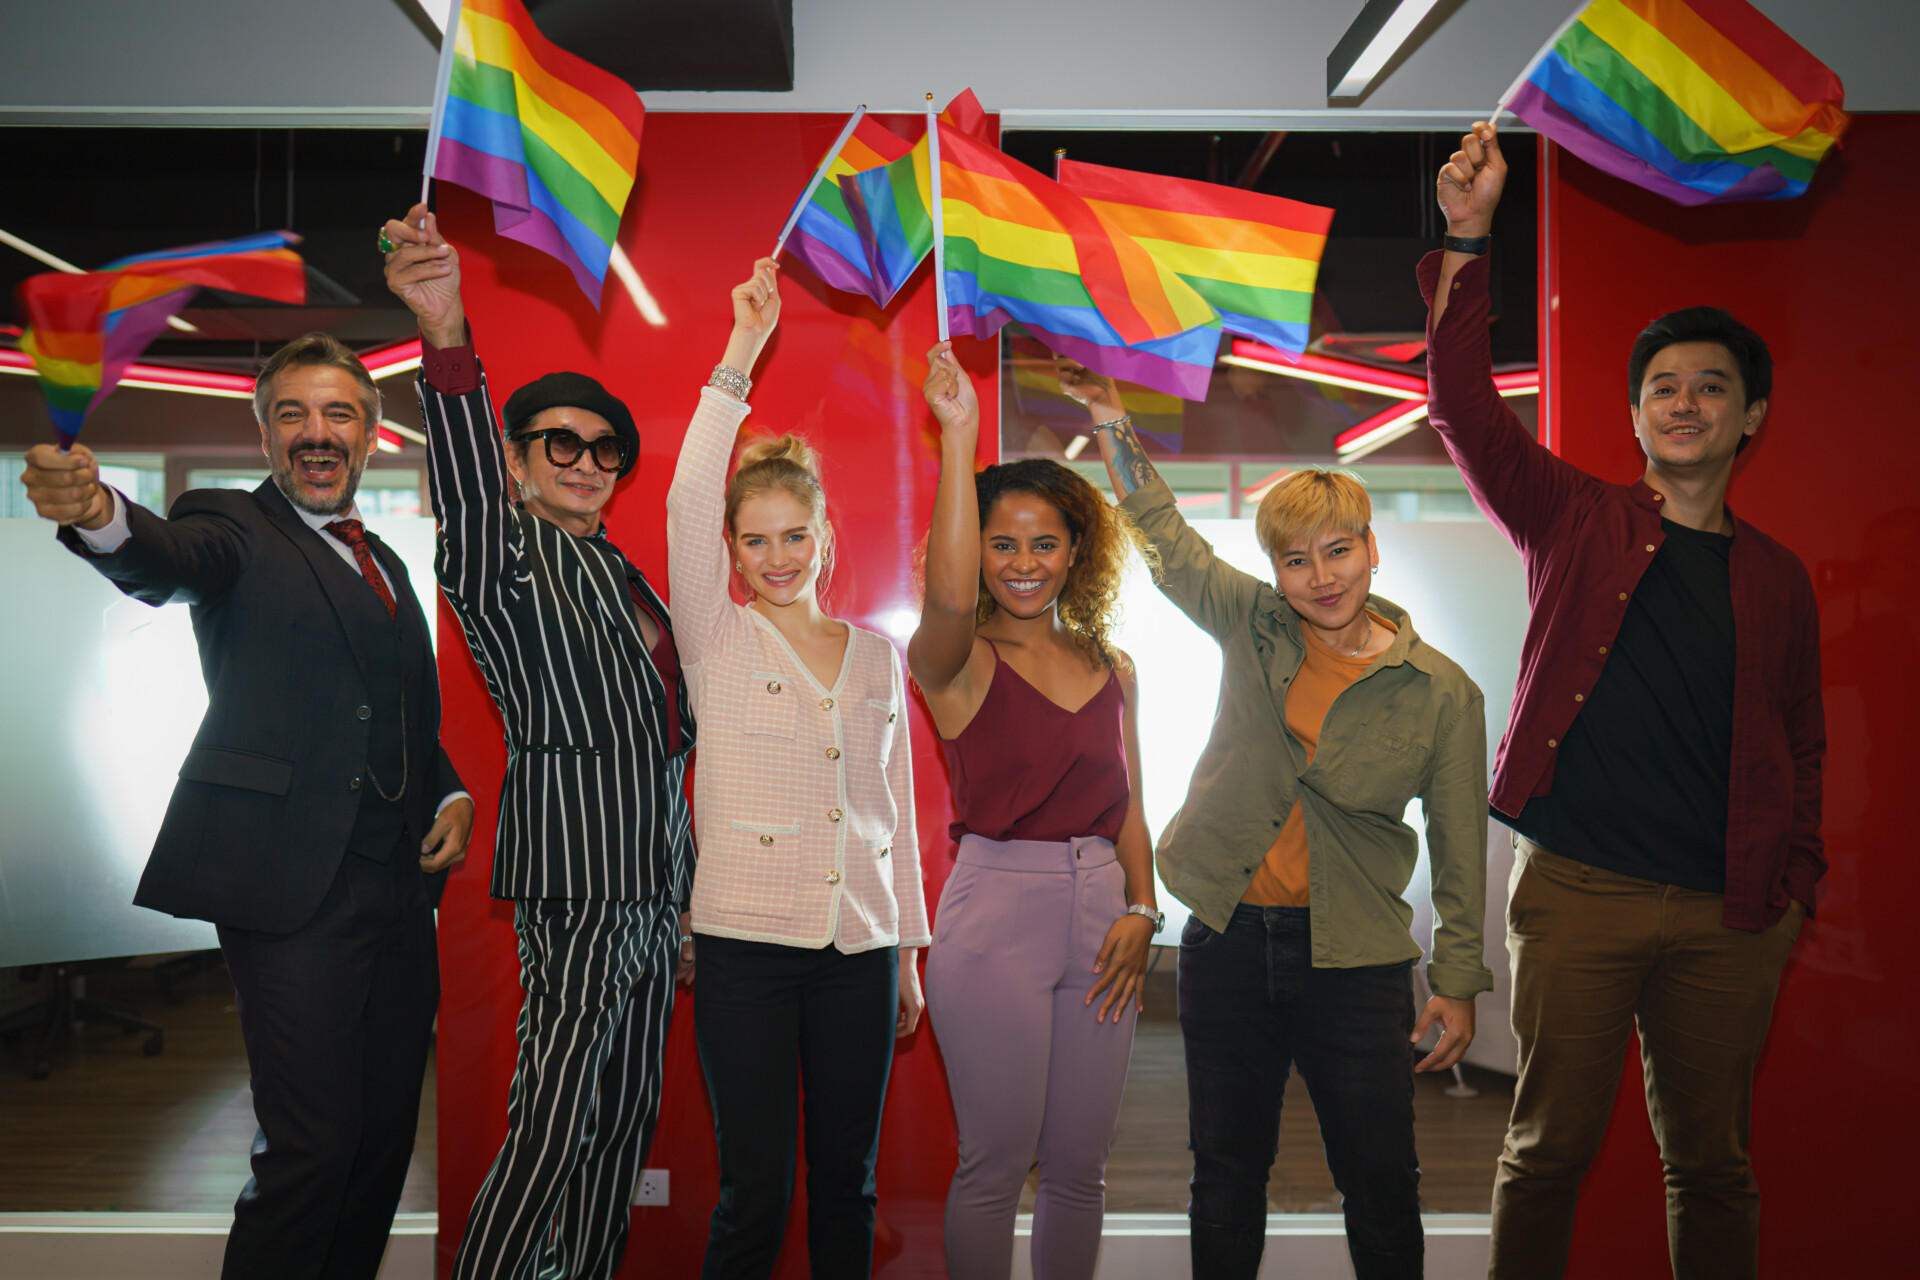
<box><xmin>17</xmin><ymin>330</ymin><xmax>473</xmax><ymax>1280</ymax></box>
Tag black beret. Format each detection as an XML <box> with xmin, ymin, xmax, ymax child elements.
<box><xmin>501</xmin><ymin>372</ymin><xmax>641</xmax><ymax>478</ymax></box>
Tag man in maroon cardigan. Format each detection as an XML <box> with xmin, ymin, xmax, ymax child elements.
<box><xmin>1424</xmin><ymin>124</ymin><xmax>1825</xmax><ymax>1280</ymax></box>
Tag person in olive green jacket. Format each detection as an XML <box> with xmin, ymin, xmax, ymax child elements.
<box><xmin>1056</xmin><ymin>359</ymin><xmax>1493</xmax><ymax>1280</ymax></box>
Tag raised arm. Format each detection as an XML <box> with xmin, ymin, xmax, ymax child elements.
<box><xmin>383</xmin><ymin>203</ymin><xmax>526</xmax><ymax>619</ymax></box>
<box><xmin>906</xmin><ymin>342</ymin><xmax>985</xmax><ymax>696</ymax></box>
<box><xmin>1426</xmin><ymin>123</ymin><xmax>1589</xmax><ymax>554</ymax></box>
<box><xmin>665</xmin><ymin>260</ymin><xmax>780</xmax><ymax>668</ymax></box>
<box><xmin>1058</xmin><ymin>357</ymin><xmax>1261</xmax><ymax>640</ymax></box>
<box><xmin>23</xmin><ymin>447</ymin><xmax>249</xmax><ymax>606</ymax></box>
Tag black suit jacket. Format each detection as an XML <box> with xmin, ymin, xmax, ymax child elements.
<box><xmin>58</xmin><ymin>481</ymin><xmax>464</xmax><ymax>933</ymax></box>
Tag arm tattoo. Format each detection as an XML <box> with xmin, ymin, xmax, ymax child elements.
<box><xmin>1104</xmin><ymin>419</ymin><xmax>1160</xmax><ymax>496</ymax></box>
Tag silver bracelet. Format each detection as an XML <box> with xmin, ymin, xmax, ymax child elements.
<box><xmin>1092</xmin><ymin>414</ymin><xmax>1132</xmax><ymax>433</ymax></box>
<box><xmin>708</xmin><ymin>364</ymin><xmax>752</xmax><ymax>400</ymax></box>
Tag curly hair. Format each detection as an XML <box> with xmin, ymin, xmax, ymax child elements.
<box><xmin>973</xmin><ymin>459</ymin><xmax>1156</xmax><ymax>669</ymax></box>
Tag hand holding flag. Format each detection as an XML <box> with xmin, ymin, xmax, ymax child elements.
<box><xmin>18</xmin><ymin>443</ymin><xmax>114</xmax><ymax>529</ymax></box>
<box><xmin>1436</xmin><ymin>122</ymin><xmax>1509</xmax><ymax>237</ymax></box>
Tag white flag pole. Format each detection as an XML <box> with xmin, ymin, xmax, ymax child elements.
<box><xmin>1493</xmin><ymin>2</ymin><xmax>1585</xmax><ymax>121</ymax></box>
<box><xmin>420</xmin><ymin>0</ymin><xmax>467</xmax><ymax>210</ymax></box>
<box><xmin>927</xmin><ymin>93</ymin><xmax>948</xmax><ymax>342</ymax></box>
<box><xmin>773</xmin><ymin>105</ymin><xmax>868</xmax><ymax>261</ymax></box>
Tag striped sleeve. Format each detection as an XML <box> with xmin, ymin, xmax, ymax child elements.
<box><xmin>418</xmin><ymin>367</ymin><xmax>526</xmax><ymax>618</ymax></box>
<box><xmin>887</xmin><ymin>645</ymin><xmax>931</xmax><ymax>947</ymax></box>
<box><xmin>664</xmin><ymin>386</ymin><xmax>752</xmax><ymax>670</ymax></box>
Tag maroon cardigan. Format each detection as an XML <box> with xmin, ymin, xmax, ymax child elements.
<box><xmin>1419</xmin><ymin>251</ymin><xmax>1824</xmax><ymax>930</ymax></box>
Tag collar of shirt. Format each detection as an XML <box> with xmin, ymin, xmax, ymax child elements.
<box><xmin>304</xmin><ymin>501</ymin><xmax>367</xmax><ymax>539</ymax></box>
<box><xmin>1262</xmin><ymin>590</ymin><xmax>1438</xmax><ymax>676</ymax></box>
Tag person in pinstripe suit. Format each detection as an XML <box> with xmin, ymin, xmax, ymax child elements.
<box><xmin>385</xmin><ymin>204</ymin><xmax>694</xmax><ymax>1280</ymax></box>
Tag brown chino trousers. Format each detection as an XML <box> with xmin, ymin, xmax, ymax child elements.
<box><xmin>1489</xmin><ymin>838</ymin><xmax>1804</xmax><ymax>1280</ymax></box>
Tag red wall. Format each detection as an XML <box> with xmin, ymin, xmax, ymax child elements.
<box><xmin>431</xmin><ymin>112</ymin><xmax>997</xmax><ymax>1277</ymax></box>
<box><xmin>1542</xmin><ymin>116</ymin><xmax>1920</xmax><ymax>1276</ymax></box>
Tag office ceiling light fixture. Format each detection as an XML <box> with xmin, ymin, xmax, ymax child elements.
<box><xmin>361</xmin><ymin>338</ymin><xmax>425</xmax><ymax>380</ymax></box>
<box><xmin>1327</xmin><ymin>0</ymin><xmax>1449</xmax><ymax>102</ymax></box>
<box><xmin>0</xmin><ymin>226</ymin><xmax>199</xmax><ymax>333</ymax></box>
<box><xmin>1223</xmin><ymin>341</ymin><xmax>1429</xmax><ymax>400</ymax></box>
<box><xmin>0</xmin><ymin>349</ymin><xmax>253</xmax><ymax>400</ymax></box>
<box><xmin>1333</xmin><ymin>372</ymin><xmax>1540</xmax><ymax>461</ymax></box>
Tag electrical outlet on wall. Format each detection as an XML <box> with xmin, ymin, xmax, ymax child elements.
<box><xmin>632</xmin><ymin>1168</ymin><xmax>669</xmax><ymax>1206</ymax></box>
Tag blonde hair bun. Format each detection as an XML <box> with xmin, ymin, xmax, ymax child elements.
<box><xmin>735</xmin><ymin>432</ymin><xmax>817</xmax><ymax>476</ymax></box>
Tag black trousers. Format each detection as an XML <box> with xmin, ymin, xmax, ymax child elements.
<box><xmin>217</xmin><ymin>844</ymin><xmax>439</xmax><ymax>1280</ymax></box>
<box><xmin>453</xmin><ymin>894</ymin><xmax>679</xmax><ymax>1280</ymax></box>
<box><xmin>694</xmin><ymin>934</ymin><xmax>899</xmax><ymax>1280</ymax></box>
<box><xmin>1179</xmin><ymin>904</ymin><xmax>1424</xmax><ymax>1280</ymax></box>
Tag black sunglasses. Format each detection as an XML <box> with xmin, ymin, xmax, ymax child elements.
<box><xmin>512</xmin><ymin>427</ymin><xmax>629</xmax><ymax>473</ymax></box>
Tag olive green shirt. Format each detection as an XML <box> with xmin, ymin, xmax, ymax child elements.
<box><xmin>1123</xmin><ymin>478</ymin><xmax>1494</xmax><ymax>1000</ymax></box>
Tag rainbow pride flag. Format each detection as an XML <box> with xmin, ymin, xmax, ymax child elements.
<box><xmin>777</xmin><ymin>90</ymin><xmax>991</xmax><ymax>304</ymax></box>
<box><xmin>17</xmin><ymin>232</ymin><xmax>306</xmax><ymax>446</ymax></box>
<box><xmin>779</xmin><ymin>114</ymin><xmax>916</xmax><ymax>303</ymax></box>
<box><xmin>431</xmin><ymin>0</ymin><xmax>645</xmax><ymax>305</ymax></box>
<box><xmin>1504</xmin><ymin>0</ymin><xmax>1849</xmax><ymax>205</ymax></box>
<box><xmin>1056</xmin><ymin>159</ymin><xmax>1331</xmax><ymax>360</ymax></box>
<box><xmin>840</xmin><ymin>122</ymin><xmax>1223</xmax><ymax>400</ymax></box>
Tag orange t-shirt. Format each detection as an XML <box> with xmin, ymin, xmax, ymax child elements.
<box><xmin>1241</xmin><ymin>610</ymin><xmax>1398</xmax><ymax>907</ymax></box>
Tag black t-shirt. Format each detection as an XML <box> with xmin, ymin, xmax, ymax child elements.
<box><xmin>1508</xmin><ymin>517</ymin><xmax>1736</xmax><ymax>893</ymax></box>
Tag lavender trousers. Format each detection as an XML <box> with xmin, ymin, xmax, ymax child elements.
<box><xmin>924</xmin><ymin>834</ymin><xmax>1140</xmax><ymax>1280</ymax></box>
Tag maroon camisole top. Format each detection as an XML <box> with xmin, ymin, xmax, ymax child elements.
<box><xmin>940</xmin><ymin>644</ymin><xmax>1131</xmax><ymax>843</ymax></box>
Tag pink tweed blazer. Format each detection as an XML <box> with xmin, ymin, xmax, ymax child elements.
<box><xmin>666</xmin><ymin>388</ymin><xmax>930</xmax><ymax>952</ymax></box>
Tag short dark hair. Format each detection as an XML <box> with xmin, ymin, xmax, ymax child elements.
<box><xmin>254</xmin><ymin>332</ymin><xmax>381</xmax><ymax>428</ymax></box>
<box><xmin>1628</xmin><ymin>307</ymin><xmax>1771</xmax><ymax>454</ymax></box>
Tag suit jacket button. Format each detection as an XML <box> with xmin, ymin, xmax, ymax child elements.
<box><xmin>760</xmin><ymin>834</ymin><xmax>774</xmax><ymax>846</ymax></box>
<box><xmin>357</xmin><ymin>706</ymin><xmax>372</xmax><ymax>720</ymax></box>
<box><xmin>826</xmin><ymin>870</ymin><xmax>842</xmax><ymax>884</ymax></box>
<box><xmin>350</xmin><ymin>777</ymin><xmax>362</xmax><ymax>791</ymax></box>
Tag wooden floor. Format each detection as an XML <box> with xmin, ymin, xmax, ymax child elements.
<box><xmin>1024</xmin><ymin>966</ymin><xmax>1514</xmax><ymax>1215</ymax></box>
<box><xmin>0</xmin><ymin>960</ymin><xmax>436</xmax><ymax>1214</ymax></box>
<box><xmin>0</xmin><ymin>960</ymin><xmax>1511</xmax><ymax>1216</ymax></box>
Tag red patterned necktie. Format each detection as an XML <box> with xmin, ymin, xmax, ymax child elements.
<box><xmin>323</xmin><ymin>519</ymin><xmax>397</xmax><ymax>619</ymax></box>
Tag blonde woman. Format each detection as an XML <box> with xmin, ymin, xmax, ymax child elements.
<box><xmin>665</xmin><ymin>259</ymin><xmax>929</xmax><ymax>1278</ymax></box>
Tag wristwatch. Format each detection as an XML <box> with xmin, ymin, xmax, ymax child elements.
<box><xmin>1126</xmin><ymin>904</ymin><xmax>1166</xmax><ymax>934</ymax></box>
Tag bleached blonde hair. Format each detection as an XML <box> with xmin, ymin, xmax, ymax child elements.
<box><xmin>1254</xmin><ymin>467</ymin><xmax>1372</xmax><ymax>559</ymax></box>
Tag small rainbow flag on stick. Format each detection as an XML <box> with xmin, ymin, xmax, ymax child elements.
<box><xmin>1500</xmin><ymin>0</ymin><xmax>1849</xmax><ymax>205</ymax></box>
<box><xmin>772</xmin><ymin>108</ymin><xmax>916</xmax><ymax>303</ymax></box>
<box><xmin>1056</xmin><ymin>158</ymin><xmax>1332</xmax><ymax>360</ymax></box>
<box><xmin>840</xmin><ymin>117</ymin><xmax>1224</xmax><ymax>400</ymax></box>
<box><xmin>426</xmin><ymin>0</ymin><xmax>645</xmax><ymax>305</ymax></box>
<box><xmin>17</xmin><ymin>232</ymin><xmax>306</xmax><ymax>447</ymax></box>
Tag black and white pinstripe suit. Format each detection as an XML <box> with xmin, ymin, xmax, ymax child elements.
<box><xmin>419</xmin><ymin>355</ymin><xmax>692</xmax><ymax>1280</ymax></box>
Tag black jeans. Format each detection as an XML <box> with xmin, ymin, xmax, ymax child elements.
<box><xmin>694</xmin><ymin>934</ymin><xmax>899</xmax><ymax>1280</ymax></box>
<box><xmin>1179</xmin><ymin>904</ymin><xmax>1423</xmax><ymax>1280</ymax></box>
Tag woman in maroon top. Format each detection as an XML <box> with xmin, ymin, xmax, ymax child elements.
<box><xmin>909</xmin><ymin>342</ymin><xmax>1163</xmax><ymax>1280</ymax></box>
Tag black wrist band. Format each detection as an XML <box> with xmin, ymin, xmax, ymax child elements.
<box><xmin>1443</xmin><ymin>234</ymin><xmax>1491</xmax><ymax>256</ymax></box>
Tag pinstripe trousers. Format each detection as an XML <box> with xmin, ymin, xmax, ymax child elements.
<box><xmin>452</xmin><ymin>895</ymin><xmax>679</xmax><ymax>1280</ymax></box>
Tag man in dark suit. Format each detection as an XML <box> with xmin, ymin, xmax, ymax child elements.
<box><xmin>19</xmin><ymin>331</ymin><xmax>474</xmax><ymax>1280</ymax></box>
